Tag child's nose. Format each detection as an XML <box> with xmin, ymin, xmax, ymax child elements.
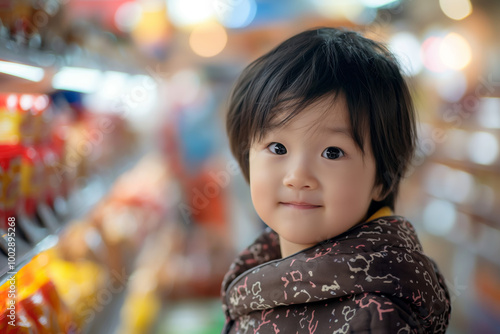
<box><xmin>283</xmin><ymin>162</ymin><xmax>318</xmax><ymax>190</ymax></box>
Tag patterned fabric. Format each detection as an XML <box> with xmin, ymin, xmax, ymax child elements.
<box><xmin>221</xmin><ymin>215</ymin><xmax>451</xmax><ymax>333</ymax></box>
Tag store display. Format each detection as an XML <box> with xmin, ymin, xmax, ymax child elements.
<box><xmin>0</xmin><ymin>144</ymin><xmax>23</xmax><ymax>229</ymax></box>
<box><xmin>0</xmin><ymin>89</ymin><xmax>142</xmax><ymax>333</ymax></box>
<box><xmin>19</xmin><ymin>146</ymin><xmax>43</xmax><ymax>217</ymax></box>
<box><xmin>40</xmin><ymin>249</ymin><xmax>107</xmax><ymax>330</ymax></box>
<box><xmin>0</xmin><ymin>252</ymin><xmax>78</xmax><ymax>333</ymax></box>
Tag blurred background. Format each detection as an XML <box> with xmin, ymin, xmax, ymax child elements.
<box><xmin>0</xmin><ymin>0</ymin><xmax>499</xmax><ymax>333</ymax></box>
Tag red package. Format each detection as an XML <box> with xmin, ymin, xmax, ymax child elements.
<box><xmin>39</xmin><ymin>281</ymin><xmax>78</xmax><ymax>334</ymax></box>
<box><xmin>0</xmin><ymin>305</ymin><xmax>39</xmax><ymax>334</ymax></box>
<box><xmin>0</xmin><ymin>144</ymin><xmax>23</xmax><ymax>229</ymax></box>
<box><xmin>0</xmin><ymin>94</ymin><xmax>48</xmax><ymax>146</ymax></box>
<box><xmin>19</xmin><ymin>290</ymin><xmax>60</xmax><ymax>334</ymax></box>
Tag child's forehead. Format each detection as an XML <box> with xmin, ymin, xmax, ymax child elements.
<box><xmin>267</xmin><ymin>94</ymin><xmax>351</xmax><ymax>131</ymax></box>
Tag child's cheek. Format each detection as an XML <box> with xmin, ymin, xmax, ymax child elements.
<box><xmin>249</xmin><ymin>157</ymin><xmax>272</xmax><ymax>195</ymax></box>
<box><xmin>249</xmin><ymin>149</ymin><xmax>274</xmax><ymax>182</ymax></box>
<box><xmin>249</xmin><ymin>176</ymin><xmax>272</xmax><ymax>223</ymax></box>
<box><xmin>249</xmin><ymin>153</ymin><xmax>277</xmax><ymax>219</ymax></box>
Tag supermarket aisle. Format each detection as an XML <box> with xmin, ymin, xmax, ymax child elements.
<box><xmin>1</xmin><ymin>0</ymin><xmax>500</xmax><ymax>333</ymax></box>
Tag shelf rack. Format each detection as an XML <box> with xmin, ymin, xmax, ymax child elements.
<box><xmin>0</xmin><ymin>151</ymin><xmax>144</xmax><ymax>286</ymax></box>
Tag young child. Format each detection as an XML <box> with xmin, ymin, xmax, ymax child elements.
<box><xmin>221</xmin><ymin>27</ymin><xmax>451</xmax><ymax>333</ymax></box>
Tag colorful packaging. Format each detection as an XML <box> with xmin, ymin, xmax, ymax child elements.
<box><xmin>0</xmin><ymin>144</ymin><xmax>23</xmax><ymax>229</ymax></box>
<box><xmin>0</xmin><ymin>94</ymin><xmax>22</xmax><ymax>144</ymax></box>
<box><xmin>19</xmin><ymin>291</ymin><xmax>58</xmax><ymax>334</ymax></box>
<box><xmin>20</xmin><ymin>146</ymin><xmax>44</xmax><ymax>217</ymax></box>
<box><xmin>36</xmin><ymin>248</ymin><xmax>107</xmax><ymax>330</ymax></box>
<box><xmin>0</xmin><ymin>94</ymin><xmax>50</xmax><ymax>218</ymax></box>
<box><xmin>0</xmin><ymin>304</ymin><xmax>39</xmax><ymax>334</ymax></box>
<box><xmin>15</xmin><ymin>260</ymin><xmax>55</xmax><ymax>334</ymax></box>
<box><xmin>13</xmin><ymin>253</ymin><xmax>78</xmax><ymax>333</ymax></box>
<box><xmin>18</xmin><ymin>94</ymin><xmax>47</xmax><ymax>145</ymax></box>
<box><xmin>0</xmin><ymin>94</ymin><xmax>48</xmax><ymax>146</ymax></box>
<box><xmin>38</xmin><ymin>144</ymin><xmax>62</xmax><ymax>207</ymax></box>
<box><xmin>38</xmin><ymin>280</ymin><xmax>78</xmax><ymax>334</ymax></box>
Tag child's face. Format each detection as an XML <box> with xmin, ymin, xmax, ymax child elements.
<box><xmin>249</xmin><ymin>95</ymin><xmax>383</xmax><ymax>257</ymax></box>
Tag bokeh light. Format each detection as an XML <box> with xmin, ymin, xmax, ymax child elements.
<box><xmin>311</xmin><ymin>0</ymin><xmax>367</xmax><ymax>23</ymax></box>
<box><xmin>115</xmin><ymin>2</ymin><xmax>143</xmax><ymax>32</ymax></box>
<box><xmin>0</xmin><ymin>60</ymin><xmax>45</xmax><ymax>82</ymax></box>
<box><xmin>343</xmin><ymin>6</ymin><xmax>377</xmax><ymax>25</ymax></box>
<box><xmin>166</xmin><ymin>0</ymin><xmax>214</xmax><ymax>27</ymax></box>
<box><xmin>424</xmin><ymin>164</ymin><xmax>474</xmax><ymax>204</ymax></box>
<box><xmin>445</xmin><ymin>170</ymin><xmax>474</xmax><ymax>204</ymax></box>
<box><xmin>388</xmin><ymin>32</ymin><xmax>423</xmax><ymax>76</ymax></box>
<box><xmin>6</xmin><ymin>94</ymin><xmax>18</xmax><ymax>110</ymax></box>
<box><xmin>215</xmin><ymin>0</ymin><xmax>257</xmax><ymax>29</ymax></box>
<box><xmin>435</xmin><ymin>70</ymin><xmax>467</xmax><ymax>102</ymax></box>
<box><xmin>425</xmin><ymin>163</ymin><xmax>452</xmax><ymax>199</ymax></box>
<box><xmin>360</xmin><ymin>0</ymin><xmax>399</xmax><ymax>8</ymax></box>
<box><xmin>467</xmin><ymin>131</ymin><xmax>499</xmax><ymax>165</ymax></box>
<box><xmin>421</xmin><ymin>36</ymin><xmax>446</xmax><ymax>72</ymax></box>
<box><xmin>439</xmin><ymin>0</ymin><xmax>472</xmax><ymax>21</ymax></box>
<box><xmin>131</xmin><ymin>2</ymin><xmax>171</xmax><ymax>56</ymax></box>
<box><xmin>423</xmin><ymin>199</ymin><xmax>456</xmax><ymax>236</ymax></box>
<box><xmin>33</xmin><ymin>95</ymin><xmax>50</xmax><ymax>112</ymax></box>
<box><xmin>478</xmin><ymin>98</ymin><xmax>500</xmax><ymax>129</ymax></box>
<box><xmin>19</xmin><ymin>94</ymin><xmax>34</xmax><ymax>111</ymax></box>
<box><xmin>439</xmin><ymin>32</ymin><xmax>472</xmax><ymax>70</ymax></box>
<box><xmin>189</xmin><ymin>22</ymin><xmax>228</xmax><ymax>57</ymax></box>
<box><xmin>52</xmin><ymin>67</ymin><xmax>103</xmax><ymax>93</ymax></box>
<box><xmin>88</xmin><ymin>71</ymin><xmax>130</xmax><ymax>112</ymax></box>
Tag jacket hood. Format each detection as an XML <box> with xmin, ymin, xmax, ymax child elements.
<box><xmin>221</xmin><ymin>213</ymin><xmax>451</xmax><ymax>331</ymax></box>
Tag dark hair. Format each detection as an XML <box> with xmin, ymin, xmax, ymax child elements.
<box><xmin>226</xmin><ymin>27</ymin><xmax>417</xmax><ymax>213</ymax></box>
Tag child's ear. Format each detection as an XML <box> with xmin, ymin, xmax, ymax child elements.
<box><xmin>371</xmin><ymin>183</ymin><xmax>385</xmax><ymax>202</ymax></box>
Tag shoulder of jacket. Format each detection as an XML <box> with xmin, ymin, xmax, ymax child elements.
<box><xmin>346</xmin><ymin>292</ymin><xmax>423</xmax><ymax>333</ymax></box>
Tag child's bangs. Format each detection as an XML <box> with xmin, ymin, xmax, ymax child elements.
<box><xmin>252</xmin><ymin>95</ymin><xmax>324</xmax><ymax>143</ymax></box>
<box><xmin>252</xmin><ymin>90</ymin><xmax>370</xmax><ymax>158</ymax></box>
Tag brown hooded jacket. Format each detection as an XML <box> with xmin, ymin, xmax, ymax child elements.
<box><xmin>221</xmin><ymin>210</ymin><xmax>451</xmax><ymax>333</ymax></box>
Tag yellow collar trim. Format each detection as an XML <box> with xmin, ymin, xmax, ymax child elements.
<box><xmin>366</xmin><ymin>206</ymin><xmax>393</xmax><ymax>222</ymax></box>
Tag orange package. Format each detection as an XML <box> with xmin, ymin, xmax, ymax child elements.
<box><xmin>16</xmin><ymin>262</ymin><xmax>58</xmax><ymax>334</ymax></box>
<box><xmin>0</xmin><ymin>278</ymin><xmax>39</xmax><ymax>333</ymax></box>
<box><xmin>19</xmin><ymin>146</ymin><xmax>44</xmax><ymax>217</ymax></box>
<box><xmin>15</xmin><ymin>255</ymin><xmax>79</xmax><ymax>334</ymax></box>
<box><xmin>0</xmin><ymin>94</ymin><xmax>47</xmax><ymax>146</ymax></box>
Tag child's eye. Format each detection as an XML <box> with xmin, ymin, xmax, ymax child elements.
<box><xmin>322</xmin><ymin>147</ymin><xmax>344</xmax><ymax>160</ymax></box>
<box><xmin>267</xmin><ymin>142</ymin><xmax>287</xmax><ymax>155</ymax></box>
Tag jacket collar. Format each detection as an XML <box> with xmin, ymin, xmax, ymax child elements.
<box><xmin>366</xmin><ymin>206</ymin><xmax>393</xmax><ymax>222</ymax></box>
<box><xmin>222</xmin><ymin>209</ymin><xmax>449</xmax><ymax>322</ymax></box>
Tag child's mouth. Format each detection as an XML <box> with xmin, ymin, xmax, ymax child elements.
<box><xmin>280</xmin><ymin>202</ymin><xmax>322</xmax><ymax>210</ymax></box>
